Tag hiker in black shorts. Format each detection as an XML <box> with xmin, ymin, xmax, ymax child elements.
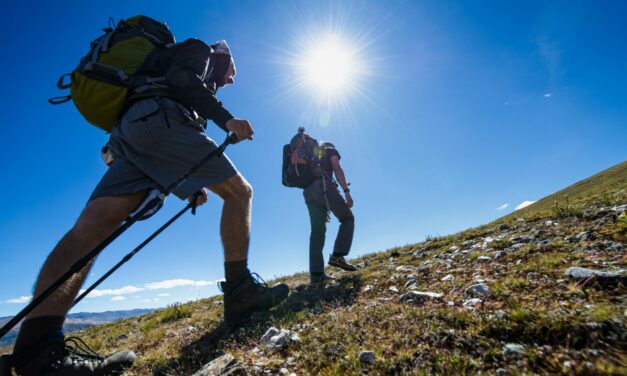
<box><xmin>3</xmin><ymin>30</ymin><xmax>288</xmax><ymax>376</ymax></box>
<box><xmin>303</xmin><ymin>140</ymin><xmax>357</xmax><ymax>285</ymax></box>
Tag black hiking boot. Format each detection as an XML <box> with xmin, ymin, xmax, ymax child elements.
<box><xmin>9</xmin><ymin>329</ymin><xmax>135</xmax><ymax>375</ymax></box>
<box><xmin>310</xmin><ymin>273</ymin><xmax>336</xmax><ymax>287</ymax></box>
<box><xmin>328</xmin><ymin>254</ymin><xmax>358</xmax><ymax>271</ymax></box>
<box><xmin>219</xmin><ymin>272</ymin><xmax>289</xmax><ymax>324</ymax></box>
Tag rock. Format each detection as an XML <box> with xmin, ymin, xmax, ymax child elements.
<box><xmin>413</xmin><ymin>250</ymin><xmax>425</xmax><ymax>259</ymax></box>
<box><xmin>363</xmin><ymin>284</ymin><xmax>373</xmax><ymax>292</ymax></box>
<box><xmin>575</xmin><ymin>231</ymin><xmax>591</xmax><ymax>241</ymax></box>
<box><xmin>526</xmin><ymin>272</ymin><xmax>540</xmax><ymax>281</ymax></box>
<box><xmin>476</xmin><ymin>256</ymin><xmax>492</xmax><ymax>263</ymax></box>
<box><xmin>260</xmin><ymin>327</ymin><xmax>298</xmax><ymax>350</ymax></box>
<box><xmin>510</xmin><ymin>235</ymin><xmax>534</xmax><ymax>244</ymax></box>
<box><xmin>497</xmin><ymin>223</ymin><xmax>509</xmax><ymax>231</ymax></box>
<box><xmin>504</xmin><ymin>244</ymin><xmax>525</xmax><ymax>252</ymax></box>
<box><xmin>495</xmin><ymin>310</ymin><xmax>507</xmax><ymax>319</ymax></box>
<box><xmin>563</xmin><ymin>267</ymin><xmax>626</xmax><ymax>286</ymax></box>
<box><xmin>441</xmin><ymin>274</ymin><xmax>455</xmax><ymax>282</ymax></box>
<box><xmin>494</xmin><ymin>251</ymin><xmax>505</xmax><ymax>259</ymax></box>
<box><xmin>358</xmin><ymin>351</ymin><xmax>376</xmax><ymax>364</ymax></box>
<box><xmin>611</xmin><ymin>204</ymin><xmax>627</xmax><ymax>213</ymax></box>
<box><xmin>463</xmin><ymin>298</ymin><xmax>482</xmax><ymax>310</ymax></box>
<box><xmin>399</xmin><ymin>291</ymin><xmax>443</xmax><ymax>305</ymax></box>
<box><xmin>503</xmin><ymin>343</ymin><xmax>525</xmax><ymax>354</ymax></box>
<box><xmin>516</xmin><ymin>217</ymin><xmax>525</xmax><ymax>222</ymax></box>
<box><xmin>395</xmin><ymin>265</ymin><xmax>414</xmax><ymax>273</ymax></box>
<box><xmin>260</xmin><ymin>327</ymin><xmax>280</xmax><ymax>343</ymax></box>
<box><xmin>192</xmin><ymin>354</ymin><xmax>247</xmax><ymax>376</ymax></box>
<box><xmin>389</xmin><ymin>286</ymin><xmax>399</xmax><ymax>293</ymax></box>
<box><xmin>404</xmin><ymin>279</ymin><xmax>418</xmax><ymax>288</ymax></box>
<box><xmin>601</xmin><ymin>241</ymin><xmax>624</xmax><ymax>251</ymax></box>
<box><xmin>464</xmin><ymin>283</ymin><xmax>490</xmax><ymax>297</ymax></box>
<box><xmin>417</xmin><ymin>265</ymin><xmax>430</xmax><ymax>274</ymax></box>
<box><xmin>449</xmin><ymin>245</ymin><xmax>459</xmax><ymax>252</ymax></box>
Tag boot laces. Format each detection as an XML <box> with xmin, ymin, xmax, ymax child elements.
<box><xmin>63</xmin><ymin>336</ymin><xmax>105</xmax><ymax>363</ymax></box>
<box><xmin>249</xmin><ymin>272</ymin><xmax>268</xmax><ymax>288</ymax></box>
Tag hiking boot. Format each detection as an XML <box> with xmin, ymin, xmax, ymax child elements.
<box><xmin>11</xmin><ymin>329</ymin><xmax>135</xmax><ymax>375</ymax></box>
<box><xmin>328</xmin><ymin>254</ymin><xmax>357</xmax><ymax>271</ymax></box>
<box><xmin>310</xmin><ymin>273</ymin><xmax>336</xmax><ymax>287</ymax></box>
<box><xmin>219</xmin><ymin>272</ymin><xmax>289</xmax><ymax>324</ymax></box>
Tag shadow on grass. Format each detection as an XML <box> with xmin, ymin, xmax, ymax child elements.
<box><xmin>153</xmin><ymin>274</ymin><xmax>362</xmax><ymax>375</ymax></box>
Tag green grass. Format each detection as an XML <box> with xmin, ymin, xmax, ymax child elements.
<box><xmin>1</xmin><ymin>160</ymin><xmax>625</xmax><ymax>375</ymax></box>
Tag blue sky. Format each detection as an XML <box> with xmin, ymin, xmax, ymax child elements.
<box><xmin>0</xmin><ymin>0</ymin><xmax>625</xmax><ymax>316</ymax></box>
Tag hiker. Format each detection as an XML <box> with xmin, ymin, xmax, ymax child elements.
<box><xmin>282</xmin><ymin>129</ymin><xmax>357</xmax><ymax>285</ymax></box>
<box><xmin>3</xmin><ymin>18</ymin><xmax>288</xmax><ymax>375</ymax></box>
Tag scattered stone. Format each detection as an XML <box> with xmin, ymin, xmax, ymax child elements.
<box><xmin>601</xmin><ymin>241</ymin><xmax>624</xmax><ymax>251</ymax></box>
<box><xmin>395</xmin><ymin>265</ymin><xmax>414</xmax><ymax>273</ymax></box>
<box><xmin>449</xmin><ymin>245</ymin><xmax>459</xmax><ymax>252</ymax></box>
<box><xmin>527</xmin><ymin>272</ymin><xmax>540</xmax><ymax>281</ymax></box>
<box><xmin>464</xmin><ymin>283</ymin><xmax>490</xmax><ymax>297</ymax></box>
<box><xmin>495</xmin><ymin>310</ymin><xmax>507</xmax><ymax>319</ymax></box>
<box><xmin>476</xmin><ymin>256</ymin><xmax>492</xmax><ymax>263</ymax></box>
<box><xmin>363</xmin><ymin>284</ymin><xmax>373</xmax><ymax>292</ymax></box>
<box><xmin>505</xmin><ymin>244</ymin><xmax>525</xmax><ymax>252</ymax></box>
<box><xmin>389</xmin><ymin>286</ymin><xmax>399</xmax><ymax>293</ymax></box>
<box><xmin>192</xmin><ymin>353</ymin><xmax>247</xmax><ymax>376</ymax></box>
<box><xmin>497</xmin><ymin>223</ymin><xmax>509</xmax><ymax>231</ymax></box>
<box><xmin>260</xmin><ymin>327</ymin><xmax>298</xmax><ymax>350</ymax></box>
<box><xmin>611</xmin><ymin>204</ymin><xmax>627</xmax><ymax>213</ymax></box>
<box><xmin>494</xmin><ymin>251</ymin><xmax>505</xmax><ymax>259</ymax></box>
<box><xmin>575</xmin><ymin>231</ymin><xmax>591</xmax><ymax>241</ymax></box>
<box><xmin>516</xmin><ymin>218</ymin><xmax>525</xmax><ymax>222</ymax></box>
<box><xmin>358</xmin><ymin>351</ymin><xmax>376</xmax><ymax>364</ymax></box>
<box><xmin>404</xmin><ymin>278</ymin><xmax>418</xmax><ymax>288</ymax></box>
<box><xmin>463</xmin><ymin>298</ymin><xmax>482</xmax><ymax>310</ymax></box>
<box><xmin>503</xmin><ymin>343</ymin><xmax>525</xmax><ymax>355</ymax></box>
<box><xmin>399</xmin><ymin>291</ymin><xmax>443</xmax><ymax>305</ymax></box>
<box><xmin>441</xmin><ymin>274</ymin><xmax>455</xmax><ymax>282</ymax></box>
<box><xmin>563</xmin><ymin>267</ymin><xmax>626</xmax><ymax>286</ymax></box>
<box><xmin>413</xmin><ymin>250</ymin><xmax>425</xmax><ymax>259</ymax></box>
<box><xmin>510</xmin><ymin>235</ymin><xmax>534</xmax><ymax>244</ymax></box>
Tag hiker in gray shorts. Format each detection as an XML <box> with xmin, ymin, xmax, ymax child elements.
<box><xmin>304</xmin><ymin>141</ymin><xmax>357</xmax><ymax>285</ymax></box>
<box><xmin>8</xmin><ymin>38</ymin><xmax>288</xmax><ymax>375</ymax></box>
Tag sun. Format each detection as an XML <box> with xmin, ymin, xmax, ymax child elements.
<box><xmin>301</xmin><ymin>36</ymin><xmax>355</xmax><ymax>94</ymax></box>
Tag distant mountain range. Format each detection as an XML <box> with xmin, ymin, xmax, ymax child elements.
<box><xmin>0</xmin><ymin>308</ymin><xmax>156</xmax><ymax>347</ymax></box>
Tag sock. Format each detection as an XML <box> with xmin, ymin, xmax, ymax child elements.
<box><xmin>13</xmin><ymin>316</ymin><xmax>65</xmax><ymax>355</ymax></box>
<box><xmin>224</xmin><ymin>260</ymin><xmax>248</xmax><ymax>282</ymax></box>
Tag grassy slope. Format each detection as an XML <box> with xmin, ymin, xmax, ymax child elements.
<box><xmin>501</xmin><ymin>161</ymin><xmax>627</xmax><ymax>222</ymax></box>
<box><xmin>2</xmin><ymin>161</ymin><xmax>626</xmax><ymax>375</ymax></box>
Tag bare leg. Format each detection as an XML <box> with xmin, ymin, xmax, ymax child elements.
<box><xmin>207</xmin><ymin>174</ymin><xmax>252</xmax><ymax>262</ymax></box>
<box><xmin>28</xmin><ymin>191</ymin><xmax>147</xmax><ymax>319</ymax></box>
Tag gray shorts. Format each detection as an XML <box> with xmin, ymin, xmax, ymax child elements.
<box><xmin>90</xmin><ymin>97</ymin><xmax>237</xmax><ymax>201</ymax></box>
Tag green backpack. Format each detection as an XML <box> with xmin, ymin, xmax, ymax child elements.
<box><xmin>49</xmin><ymin>16</ymin><xmax>175</xmax><ymax>132</ymax></box>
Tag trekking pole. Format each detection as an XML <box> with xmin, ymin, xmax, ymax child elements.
<box><xmin>72</xmin><ymin>191</ymin><xmax>204</xmax><ymax>307</ymax></box>
<box><xmin>0</xmin><ymin>133</ymin><xmax>237</xmax><ymax>340</ymax></box>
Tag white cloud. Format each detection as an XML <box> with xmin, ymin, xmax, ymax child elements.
<box><xmin>5</xmin><ymin>295</ymin><xmax>32</xmax><ymax>304</ymax></box>
<box><xmin>145</xmin><ymin>279</ymin><xmax>213</xmax><ymax>290</ymax></box>
<box><xmin>515</xmin><ymin>200</ymin><xmax>537</xmax><ymax>210</ymax></box>
<box><xmin>111</xmin><ymin>296</ymin><xmax>126</xmax><ymax>301</ymax></box>
<box><xmin>81</xmin><ymin>285</ymin><xmax>145</xmax><ymax>298</ymax></box>
<box><xmin>544</xmin><ymin>93</ymin><xmax>552</xmax><ymax>98</ymax></box>
<box><xmin>157</xmin><ymin>293</ymin><xmax>170</xmax><ymax>297</ymax></box>
<box><xmin>496</xmin><ymin>203</ymin><xmax>509</xmax><ymax>211</ymax></box>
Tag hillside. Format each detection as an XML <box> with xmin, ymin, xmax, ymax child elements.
<box><xmin>2</xmin><ymin>161</ymin><xmax>625</xmax><ymax>375</ymax></box>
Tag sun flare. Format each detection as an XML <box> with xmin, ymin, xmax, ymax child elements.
<box><xmin>301</xmin><ymin>37</ymin><xmax>355</xmax><ymax>94</ymax></box>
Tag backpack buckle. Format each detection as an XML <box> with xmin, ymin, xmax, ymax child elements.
<box><xmin>56</xmin><ymin>73</ymin><xmax>72</xmax><ymax>89</ymax></box>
